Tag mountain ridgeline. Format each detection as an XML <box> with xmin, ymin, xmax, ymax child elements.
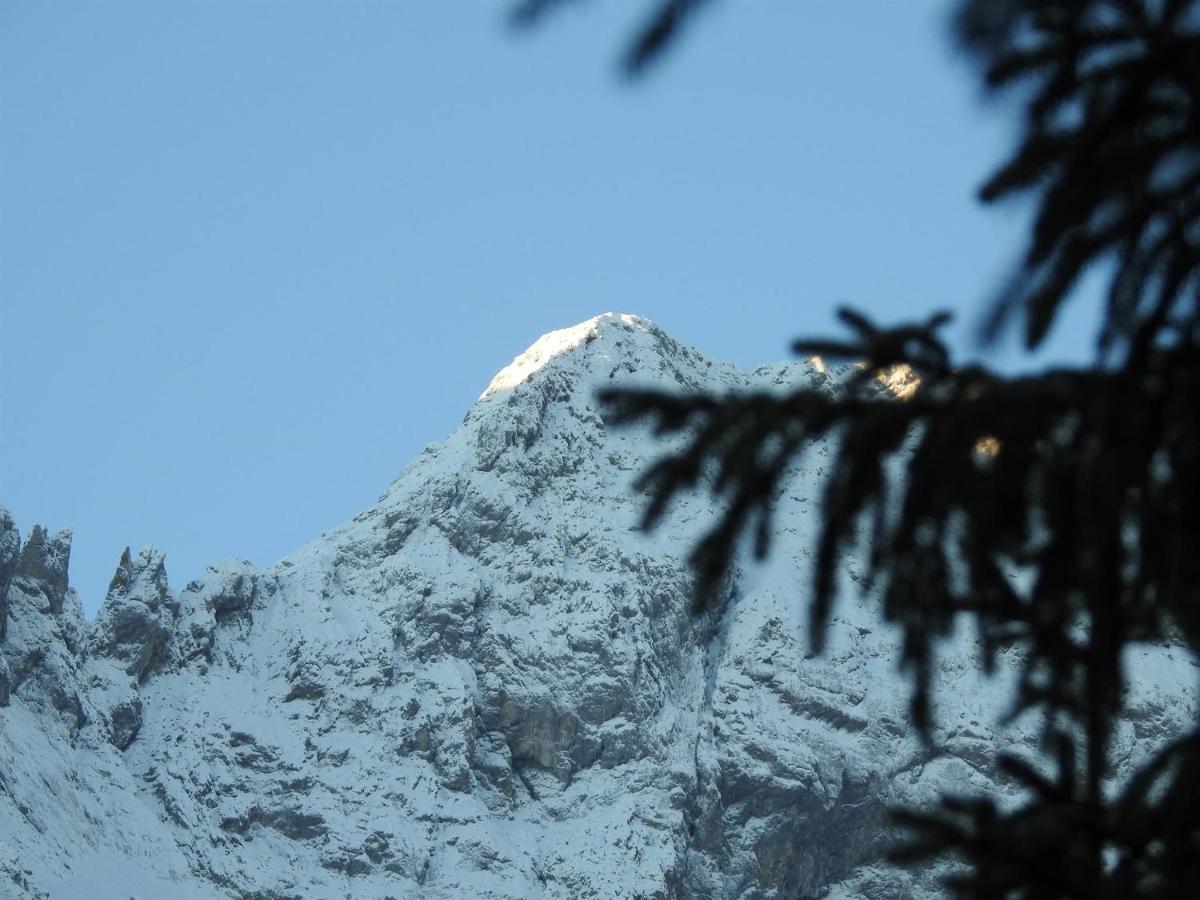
<box><xmin>1</xmin><ymin>315</ymin><xmax>1194</xmax><ymax>899</ymax></box>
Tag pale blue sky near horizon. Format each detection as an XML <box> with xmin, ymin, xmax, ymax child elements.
<box><xmin>2</xmin><ymin>0</ymin><xmax>1101</xmax><ymax>616</ymax></box>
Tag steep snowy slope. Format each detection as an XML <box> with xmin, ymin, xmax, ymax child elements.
<box><xmin>1</xmin><ymin>314</ymin><xmax>1195</xmax><ymax>899</ymax></box>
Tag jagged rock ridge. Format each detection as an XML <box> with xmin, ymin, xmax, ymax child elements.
<box><xmin>1</xmin><ymin>313</ymin><xmax>1195</xmax><ymax>899</ymax></box>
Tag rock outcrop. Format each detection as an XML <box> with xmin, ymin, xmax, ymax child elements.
<box><xmin>0</xmin><ymin>508</ymin><xmax>20</xmax><ymax>703</ymax></box>
<box><xmin>0</xmin><ymin>314</ymin><xmax>1195</xmax><ymax>899</ymax></box>
<box><xmin>91</xmin><ymin>546</ymin><xmax>173</xmax><ymax>680</ymax></box>
<box><xmin>14</xmin><ymin>525</ymin><xmax>72</xmax><ymax>616</ymax></box>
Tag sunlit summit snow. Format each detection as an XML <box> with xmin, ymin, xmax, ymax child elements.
<box><xmin>480</xmin><ymin>313</ymin><xmax>647</xmax><ymax>398</ymax></box>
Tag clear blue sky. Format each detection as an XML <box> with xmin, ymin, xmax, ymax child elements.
<box><xmin>1</xmin><ymin>1</ymin><xmax>1101</xmax><ymax>615</ymax></box>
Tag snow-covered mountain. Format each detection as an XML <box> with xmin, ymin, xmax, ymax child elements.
<box><xmin>1</xmin><ymin>313</ymin><xmax>1195</xmax><ymax>899</ymax></box>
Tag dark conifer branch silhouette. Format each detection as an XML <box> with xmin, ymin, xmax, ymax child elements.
<box><xmin>527</xmin><ymin>0</ymin><xmax>1200</xmax><ymax>893</ymax></box>
<box><xmin>957</xmin><ymin>0</ymin><xmax>1200</xmax><ymax>357</ymax></box>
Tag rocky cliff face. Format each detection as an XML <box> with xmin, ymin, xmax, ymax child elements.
<box><xmin>1</xmin><ymin>314</ymin><xmax>1195</xmax><ymax>900</ymax></box>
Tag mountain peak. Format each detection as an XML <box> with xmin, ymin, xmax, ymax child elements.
<box><xmin>479</xmin><ymin>312</ymin><xmax>656</xmax><ymax>398</ymax></box>
<box><xmin>3</xmin><ymin>319</ymin><xmax>1194</xmax><ymax>900</ymax></box>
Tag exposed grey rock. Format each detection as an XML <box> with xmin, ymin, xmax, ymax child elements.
<box><xmin>222</xmin><ymin>804</ymin><xmax>329</xmax><ymax>841</ymax></box>
<box><xmin>91</xmin><ymin>546</ymin><xmax>172</xmax><ymax>680</ymax></box>
<box><xmin>14</xmin><ymin>524</ymin><xmax>71</xmax><ymax>615</ymax></box>
<box><xmin>107</xmin><ymin>694</ymin><xmax>143</xmax><ymax>750</ymax></box>
<box><xmin>0</xmin><ymin>507</ymin><xmax>19</xmax><ymax>707</ymax></box>
<box><xmin>172</xmin><ymin>559</ymin><xmax>258</xmax><ymax>667</ymax></box>
<box><xmin>0</xmin><ymin>518</ymin><xmax>88</xmax><ymax>733</ymax></box>
<box><xmin>0</xmin><ymin>506</ymin><xmax>19</xmax><ymax>643</ymax></box>
<box><xmin>206</xmin><ymin>562</ymin><xmax>257</xmax><ymax>619</ymax></box>
<box><xmin>81</xmin><ymin>548</ymin><xmax>175</xmax><ymax>750</ymax></box>
<box><xmin>0</xmin><ymin>654</ymin><xmax>11</xmax><ymax>707</ymax></box>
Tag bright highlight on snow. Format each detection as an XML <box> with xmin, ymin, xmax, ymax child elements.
<box><xmin>480</xmin><ymin>312</ymin><xmax>647</xmax><ymax>398</ymax></box>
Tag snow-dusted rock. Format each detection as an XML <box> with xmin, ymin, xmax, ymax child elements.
<box><xmin>0</xmin><ymin>508</ymin><xmax>19</xmax><ymax>642</ymax></box>
<box><xmin>1</xmin><ymin>314</ymin><xmax>1196</xmax><ymax>899</ymax></box>
<box><xmin>14</xmin><ymin>525</ymin><xmax>72</xmax><ymax>616</ymax></box>
<box><xmin>0</xmin><ymin>509</ymin><xmax>19</xmax><ymax>704</ymax></box>
<box><xmin>0</xmin><ymin>523</ymin><xmax>87</xmax><ymax>741</ymax></box>
<box><xmin>91</xmin><ymin>547</ymin><xmax>173</xmax><ymax>681</ymax></box>
<box><xmin>171</xmin><ymin>559</ymin><xmax>257</xmax><ymax>668</ymax></box>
